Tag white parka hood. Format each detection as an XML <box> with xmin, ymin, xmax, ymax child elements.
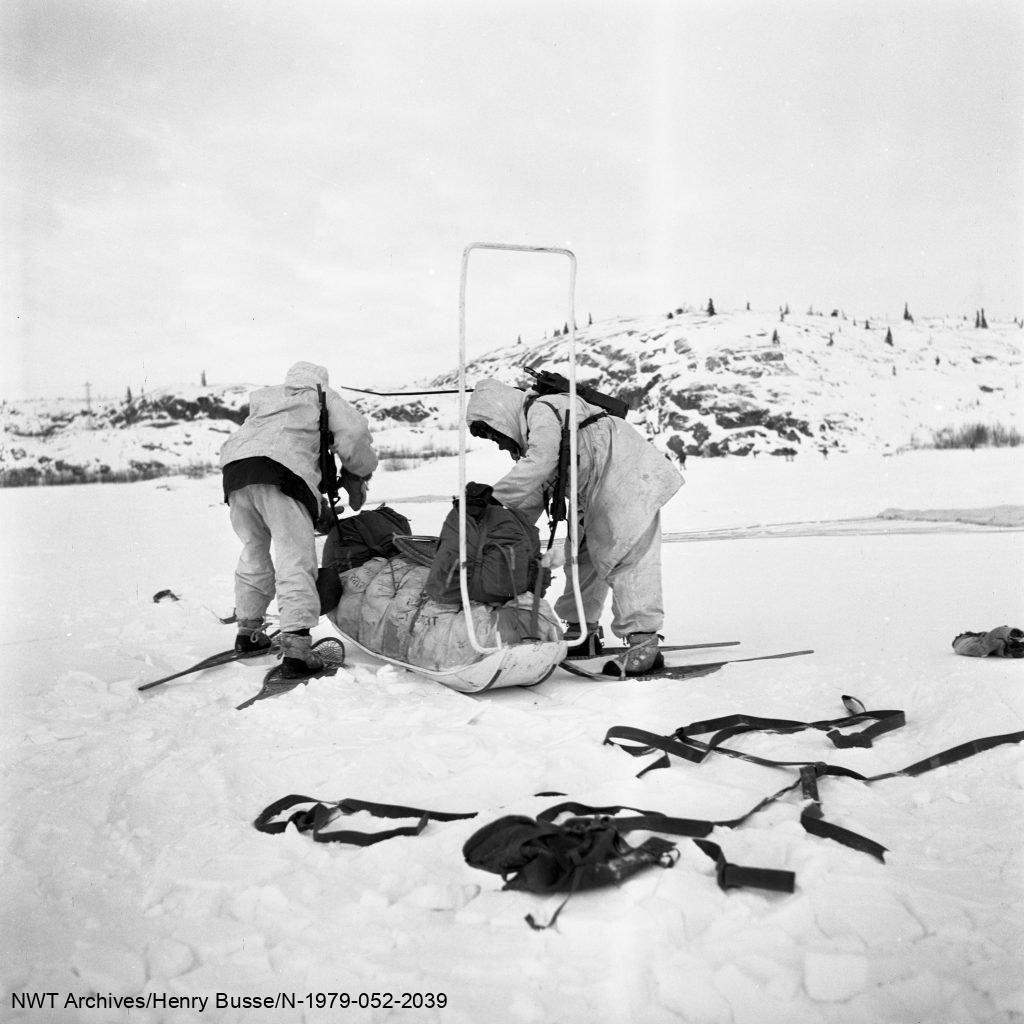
<box><xmin>284</xmin><ymin>362</ymin><xmax>329</xmax><ymax>389</ymax></box>
<box><xmin>465</xmin><ymin>379</ymin><xmax>529</xmax><ymax>448</ymax></box>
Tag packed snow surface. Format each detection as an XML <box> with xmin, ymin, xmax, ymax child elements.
<box><xmin>2</xmin><ymin>448</ymin><xmax>1023</xmax><ymax>1023</ymax></box>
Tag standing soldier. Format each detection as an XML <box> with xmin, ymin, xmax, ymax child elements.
<box><xmin>220</xmin><ymin>361</ymin><xmax>377</xmax><ymax>677</ymax></box>
<box><xmin>466</xmin><ymin>378</ymin><xmax>682</xmax><ymax>674</ymax></box>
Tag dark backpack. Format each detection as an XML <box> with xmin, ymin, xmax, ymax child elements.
<box><xmin>322</xmin><ymin>505</ymin><xmax>411</xmax><ymax>572</ymax></box>
<box><xmin>462</xmin><ymin>803</ymin><xmax>682</xmax><ymax>929</ymax></box>
<box><xmin>463</xmin><ymin>813</ymin><xmax>677</xmax><ymax>894</ymax></box>
<box><xmin>462</xmin><ymin>799</ymin><xmax>797</xmax><ymax>929</ymax></box>
<box><xmin>318</xmin><ymin>505</ymin><xmax>412</xmax><ymax>614</ymax></box>
<box><xmin>424</xmin><ymin>484</ymin><xmax>543</xmax><ymax>606</ymax></box>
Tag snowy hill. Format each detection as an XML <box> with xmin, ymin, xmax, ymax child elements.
<box><xmin>2</xmin><ymin>308</ymin><xmax>1021</xmax><ymax>485</ymax></box>
<box><xmin>434</xmin><ymin>307</ymin><xmax>1023</xmax><ymax>460</ymax></box>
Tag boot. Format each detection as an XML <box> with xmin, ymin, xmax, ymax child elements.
<box><xmin>623</xmin><ymin>632</ymin><xmax>664</xmax><ymax>675</ymax></box>
<box><xmin>279</xmin><ymin>631</ymin><xmax>325</xmax><ymax>679</ymax></box>
<box><xmin>235</xmin><ymin>617</ymin><xmax>272</xmax><ymax>654</ymax></box>
<box><xmin>563</xmin><ymin>622</ymin><xmax>604</xmax><ymax>658</ymax></box>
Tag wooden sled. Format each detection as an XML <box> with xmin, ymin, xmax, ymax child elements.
<box><xmin>330</xmin><ymin>628</ymin><xmax>568</xmax><ymax>694</ymax></box>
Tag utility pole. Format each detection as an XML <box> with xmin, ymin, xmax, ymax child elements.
<box><xmin>84</xmin><ymin>381</ymin><xmax>93</xmax><ymax>429</ymax></box>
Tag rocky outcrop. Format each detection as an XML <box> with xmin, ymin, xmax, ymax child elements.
<box><xmin>365</xmin><ymin>401</ymin><xmax>434</xmax><ymax>424</ymax></box>
<box><xmin>111</xmin><ymin>392</ymin><xmax>250</xmax><ymax>426</ymax></box>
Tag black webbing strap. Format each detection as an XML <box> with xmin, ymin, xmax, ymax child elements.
<box><xmin>254</xmin><ymin>795</ymin><xmax>477</xmax><ymax>846</ymax></box>
<box><xmin>603</xmin><ymin>699</ymin><xmax>1024</xmax><ymax>864</ymax></box>
<box><xmin>602</xmin><ymin>724</ymin><xmax>706</xmax><ymax>773</ymax></box>
<box><xmin>874</xmin><ymin>729</ymin><xmax>1024</xmax><ymax>780</ymax></box>
<box><xmin>791</xmin><ymin>764</ymin><xmax>887</xmax><ymax>860</ymax></box>
<box><xmin>800</xmin><ymin>802</ymin><xmax>888</xmax><ymax>861</ymax></box>
<box><xmin>536</xmin><ymin>800</ymin><xmax>714</xmax><ymax>838</ymax></box>
<box><xmin>525</xmin><ymin>397</ymin><xmax>608</xmax><ymax>433</ymax></box>
<box><xmin>693</xmin><ymin>840</ymin><xmax>795</xmax><ymax>893</ymax></box>
<box><xmin>674</xmin><ymin>699</ymin><xmax>908</xmax><ymax>760</ymax></box>
<box><xmin>604</xmin><ymin>697</ymin><xmax>907</xmax><ymax>775</ymax></box>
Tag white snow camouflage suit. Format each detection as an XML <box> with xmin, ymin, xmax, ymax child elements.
<box><xmin>465</xmin><ymin>378</ymin><xmax>683</xmax><ymax>638</ymax></box>
<box><xmin>219</xmin><ymin>361</ymin><xmax>378</xmax><ymax>632</ymax></box>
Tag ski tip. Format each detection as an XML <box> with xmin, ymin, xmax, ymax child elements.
<box><xmin>633</xmin><ymin>648</ymin><xmax>816</xmax><ymax>680</ymax></box>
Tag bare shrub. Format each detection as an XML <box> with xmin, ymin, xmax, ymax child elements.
<box><xmin>929</xmin><ymin>423</ymin><xmax>1022</xmax><ymax>449</ymax></box>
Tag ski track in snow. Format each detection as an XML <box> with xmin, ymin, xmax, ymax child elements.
<box><xmin>2</xmin><ymin>449</ymin><xmax>1023</xmax><ymax>1024</ymax></box>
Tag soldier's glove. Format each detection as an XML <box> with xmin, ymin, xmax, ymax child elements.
<box><xmin>340</xmin><ymin>469</ymin><xmax>370</xmax><ymax>512</ymax></box>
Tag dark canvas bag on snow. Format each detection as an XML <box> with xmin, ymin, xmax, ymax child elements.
<box><xmin>424</xmin><ymin>483</ymin><xmax>543</xmax><ymax>606</ymax></box>
<box><xmin>460</xmin><ymin>800</ymin><xmax>793</xmax><ymax>930</ymax></box>
<box><xmin>462</xmin><ymin>809</ymin><xmax>678</xmax><ymax>894</ymax></box>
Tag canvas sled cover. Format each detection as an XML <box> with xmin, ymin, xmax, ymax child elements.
<box><xmin>325</xmin><ymin>556</ymin><xmax>562</xmax><ymax>673</ymax></box>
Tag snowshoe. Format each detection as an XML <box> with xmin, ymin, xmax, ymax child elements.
<box><xmin>235</xmin><ymin>638</ymin><xmax>346</xmax><ymax>710</ymax></box>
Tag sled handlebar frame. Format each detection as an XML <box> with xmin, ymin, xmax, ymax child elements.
<box><xmin>458</xmin><ymin>242</ymin><xmax>588</xmax><ymax>654</ymax></box>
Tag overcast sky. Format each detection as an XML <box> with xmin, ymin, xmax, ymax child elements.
<box><xmin>2</xmin><ymin>0</ymin><xmax>1021</xmax><ymax>401</ymax></box>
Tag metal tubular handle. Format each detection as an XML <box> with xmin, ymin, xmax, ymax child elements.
<box><xmin>458</xmin><ymin>243</ymin><xmax>587</xmax><ymax>654</ymax></box>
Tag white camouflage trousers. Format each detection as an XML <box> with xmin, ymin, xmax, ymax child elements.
<box><xmin>554</xmin><ymin>512</ymin><xmax>664</xmax><ymax>638</ymax></box>
<box><xmin>228</xmin><ymin>483</ymin><xmax>319</xmax><ymax>632</ymax></box>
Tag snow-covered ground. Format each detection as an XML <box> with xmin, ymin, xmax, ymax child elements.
<box><xmin>2</xmin><ymin>448</ymin><xmax>1023</xmax><ymax>1023</ymax></box>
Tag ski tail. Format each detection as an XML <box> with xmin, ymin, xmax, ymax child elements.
<box><xmin>635</xmin><ymin>649</ymin><xmax>815</xmax><ymax>680</ymax></box>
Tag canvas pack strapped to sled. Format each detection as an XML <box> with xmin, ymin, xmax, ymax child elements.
<box><xmin>322</xmin><ymin>505</ymin><xmax>412</xmax><ymax>573</ymax></box>
<box><xmin>317</xmin><ymin>505</ymin><xmax>412</xmax><ymax>613</ymax></box>
<box><xmin>425</xmin><ymin>483</ymin><xmax>544</xmax><ymax>606</ymax></box>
